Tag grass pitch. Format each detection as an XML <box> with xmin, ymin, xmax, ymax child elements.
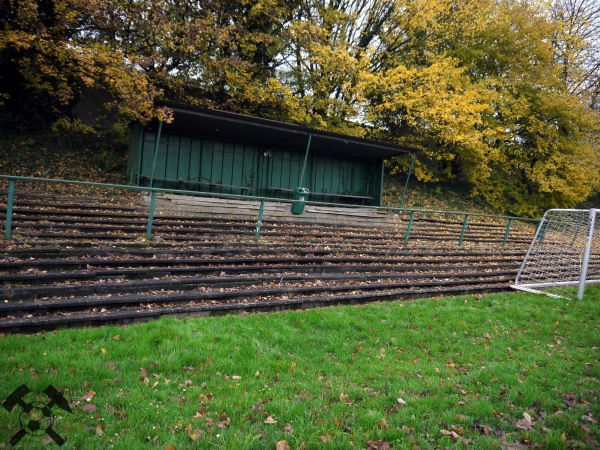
<box><xmin>1</xmin><ymin>290</ymin><xmax>598</xmax><ymax>449</ymax></box>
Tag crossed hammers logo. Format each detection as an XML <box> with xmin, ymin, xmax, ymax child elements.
<box><xmin>2</xmin><ymin>384</ymin><xmax>72</xmax><ymax>446</ymax></box>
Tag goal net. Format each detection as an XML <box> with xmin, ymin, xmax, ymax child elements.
<box><xmin>513</xmin><ymin>209</ymin><xmax>599</xmax><ymax>300</ymax></box>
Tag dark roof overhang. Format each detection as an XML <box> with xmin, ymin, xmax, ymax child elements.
<box><xmin>151</xmin><ymin>101</ymin><xmax>415</xmax><ymax>160</ymax></box>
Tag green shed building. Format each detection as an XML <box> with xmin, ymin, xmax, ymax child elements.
<box><xmin>127</xmin><ymin>103</ymin><xmax>414</xmax><ymax>207</ymax></box>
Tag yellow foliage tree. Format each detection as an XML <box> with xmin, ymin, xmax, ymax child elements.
<box><xmin>1</xmin><ymin>0</ymin><xmax>598</xmax><ymax>214</ymax></box>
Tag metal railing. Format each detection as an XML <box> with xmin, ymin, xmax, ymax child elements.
<box><xmin>1</xmin><ymin>175</ymin><xmax>540</xmax><ymax>245</ymax></box>
<box><xmin>388</xmin><ymin>208</ymin><xmax>539</xmax><ymax>247</ymax></box>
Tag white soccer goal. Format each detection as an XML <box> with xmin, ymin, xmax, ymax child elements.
<box><xmin>513</xmin><ymin>209</ymin><xmax>599</xmax><ymax>300</ymax></box>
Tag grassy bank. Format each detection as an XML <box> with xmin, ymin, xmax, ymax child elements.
<box><xmin>1</xmin><ymin>290</ymin><xmax>598</xmax><ymax>449</ymax></box>
<box><xmin>0</xmin><ymin>131</ymin><xmax>128</xmax><ymax>185</ymax></box>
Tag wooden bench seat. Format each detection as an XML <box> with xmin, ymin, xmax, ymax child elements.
<box><xmin>265</xmin><ymin>186</ymin><xmax>373</xmax><ymax>205</ymax></box>
<box><xmin>310</xmin><ymin>191</ymin><xmax>374</xmax><ymax>205</ymax></box>
<box><xmin>140</xmin><ymin>176</ymin><xmax>256</xmax><ymax>195</ymax></box>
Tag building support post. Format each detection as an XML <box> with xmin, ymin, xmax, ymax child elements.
<box><xmin>399</xmin><ymin>153</ymin><xmax>415</xmax><ymax>209</ymax></box>
<box><xmin>299</xmin><ymin>134</ymin><xmax>312</xmax><ymax>187</ymax></box>
<box><xmin>149</xmin><ymin>121</ymin><xmax>163</xmax><ymax>189</ymax></box>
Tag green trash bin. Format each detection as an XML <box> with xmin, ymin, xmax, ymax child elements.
<box><xmin>291</xmin><ymin>187</ymin><xmax>309</xmax><ymax>215</ymax></box>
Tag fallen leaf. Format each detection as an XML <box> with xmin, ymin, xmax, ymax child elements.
<box><xmin>340</xmin><ymin>392</ymin><xmax>349</xmax><ymax>403</ymax></box>
<box><xmin>95</xmin><ymin>425</ymin><xmax>104</xmax><ymax>436</ymax></box>
<box><xmin>80</xmin><ymin>391</ymin><xmax>95</xmax><ymax>402</ymax></box>
<box><xmin>217</xmin><ymin>413</ymin><xmax>230</xmax><ymax>429</ymax></box>
<box><xmin>586</xmin><ymin>434</ymin><xmax>598</xmax><ymax>448</ymax></box>
<box><xmin>290</xmin><ymin>361</ymin><xmax>297</xmax><ymax>372</ymax></box>
<box><xmin>440</xmin><ymin>429</ymin><xmax>461</xmax><ymax>439</ymax></box>
<box><xmin>563</xmin><ymin>393</ymin><xmax>577</xmax><ymax>408</ymax></box>
<box><xmin>333</xmin><ymin>417</ymin><xmax>344</xmax><ymax>428</ymax></box>
<box><xmin>276</xmin><ymin>440</ymin><xmax>292</xmax><ymax>450</ymax></box>
<box><xmin>451</xmin><ymin>426</ymin><xmax>464</xmax><ymax>435</ymax></box>
<box><xmin>140</xmin><ymin>367</ymin><xmax>149</xmax><ymax>385</ymax></box>
<box><xmin>397</xmin><ymin>397</ymin><xmax>407</xmax><ymax>406</ymax></box>
<box><xmin>515</xmin><ymin>412</ymin><xmax>534</xmax><ymax>431</ymax></box>
<box><xmin>193</xmin><ymin>408</ymin><xmax>206</xmax><ymax>419</ymax></box>
<box><xmin>264</xmin><ymin>415</ymin><xmax>277</xmax><ymax>424</ymax></box>
<box><xmin>283</xmin><ymin>423</ymin><xmax>294</xmax><ymax>434</ymax></box>
<box><xmin>366</xmin><ymin>440</ymin><xmax>391</xmax><ymax>449</ymax></box>
<box><xmin>320</xmin><ymin>434</ymin><xmax>331</xmax><ymax>443</ymax></box>
<box><xmin>377</xmin><ymin>417</ymin><xmax>389</xmax><ymax>429</ymax></box>
<box><xmin>474</xmin><ymin>419</ymin><xmax>492</xmax><ymax>436</ymax></box>
<box><xmin>81</xmin><ymin>403</ymin><xmax>97</xmax><ymax>412</ymax></box>
<box><xmin>101</xmin><ymin>348</ymin><xmax>107</xmax><ymax>354</ymax></box>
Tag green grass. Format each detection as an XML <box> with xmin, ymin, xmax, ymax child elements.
<box><xmin>1</xmin><ymin>291</ymin><xmax>599</xmax><ymax>449</ymax></box>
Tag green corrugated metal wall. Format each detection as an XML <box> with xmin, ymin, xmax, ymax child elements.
<box><xmin>129</xmin><ymin>125</ymin><xmax>383</xmax><ymax>206</ymax></box>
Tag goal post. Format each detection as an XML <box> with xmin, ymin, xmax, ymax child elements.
<box><xmin>513</xmin><ymin>209</ymin><xmax>599</xmax><ymax>300</ymax></box>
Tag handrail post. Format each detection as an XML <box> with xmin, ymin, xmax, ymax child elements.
<box><xmin>5</xmin><ymin>179</ymin><xmax>15</xmax><ymax>239</ymax></box>
<box><xmin>458</xmin><ymin>214</ymin><xmax>469</xmax><ymax>247</ymax></box>
<box><xmin>404</xmin><ymin>211</ymin><xmax>414</xmax><ymax>245</ymax></box>
<box><xmin>502</xmin><ymin>218</ymin><xmax>513</xmax><ymax>247</ymax></box>
<box><xmin>146</xmin><ymin>191</ymin><xmax>157</xmax><ymax>239</ymax></box>
<box><xmin>149</xmin><ymin>121</ymin><xmax>163</xmax><ymax>189</ymax></box>
<box><xmin>255</xmin><ymin>199</ymin><xmax>265</xmax><ymax>242</ymax></box>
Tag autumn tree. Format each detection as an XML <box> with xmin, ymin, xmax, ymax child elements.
<box><xmin>0</xmin><ymin>0</ymin><xmax>299</xmax><ymax>127</ymax></box>
<box><xmin>1</xmin><ymin>0</ymin><xmax>598</xmax><ymax>215</ymax></box>
<box><xmin>0</xmin><ymin>0</ymin><xmax>168</xmax><ymax>128</ymax></box>
<box><xmin>361</xmin><ymin>0</ymin><xmax>599</xmax><ymax>216</ymax></box>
